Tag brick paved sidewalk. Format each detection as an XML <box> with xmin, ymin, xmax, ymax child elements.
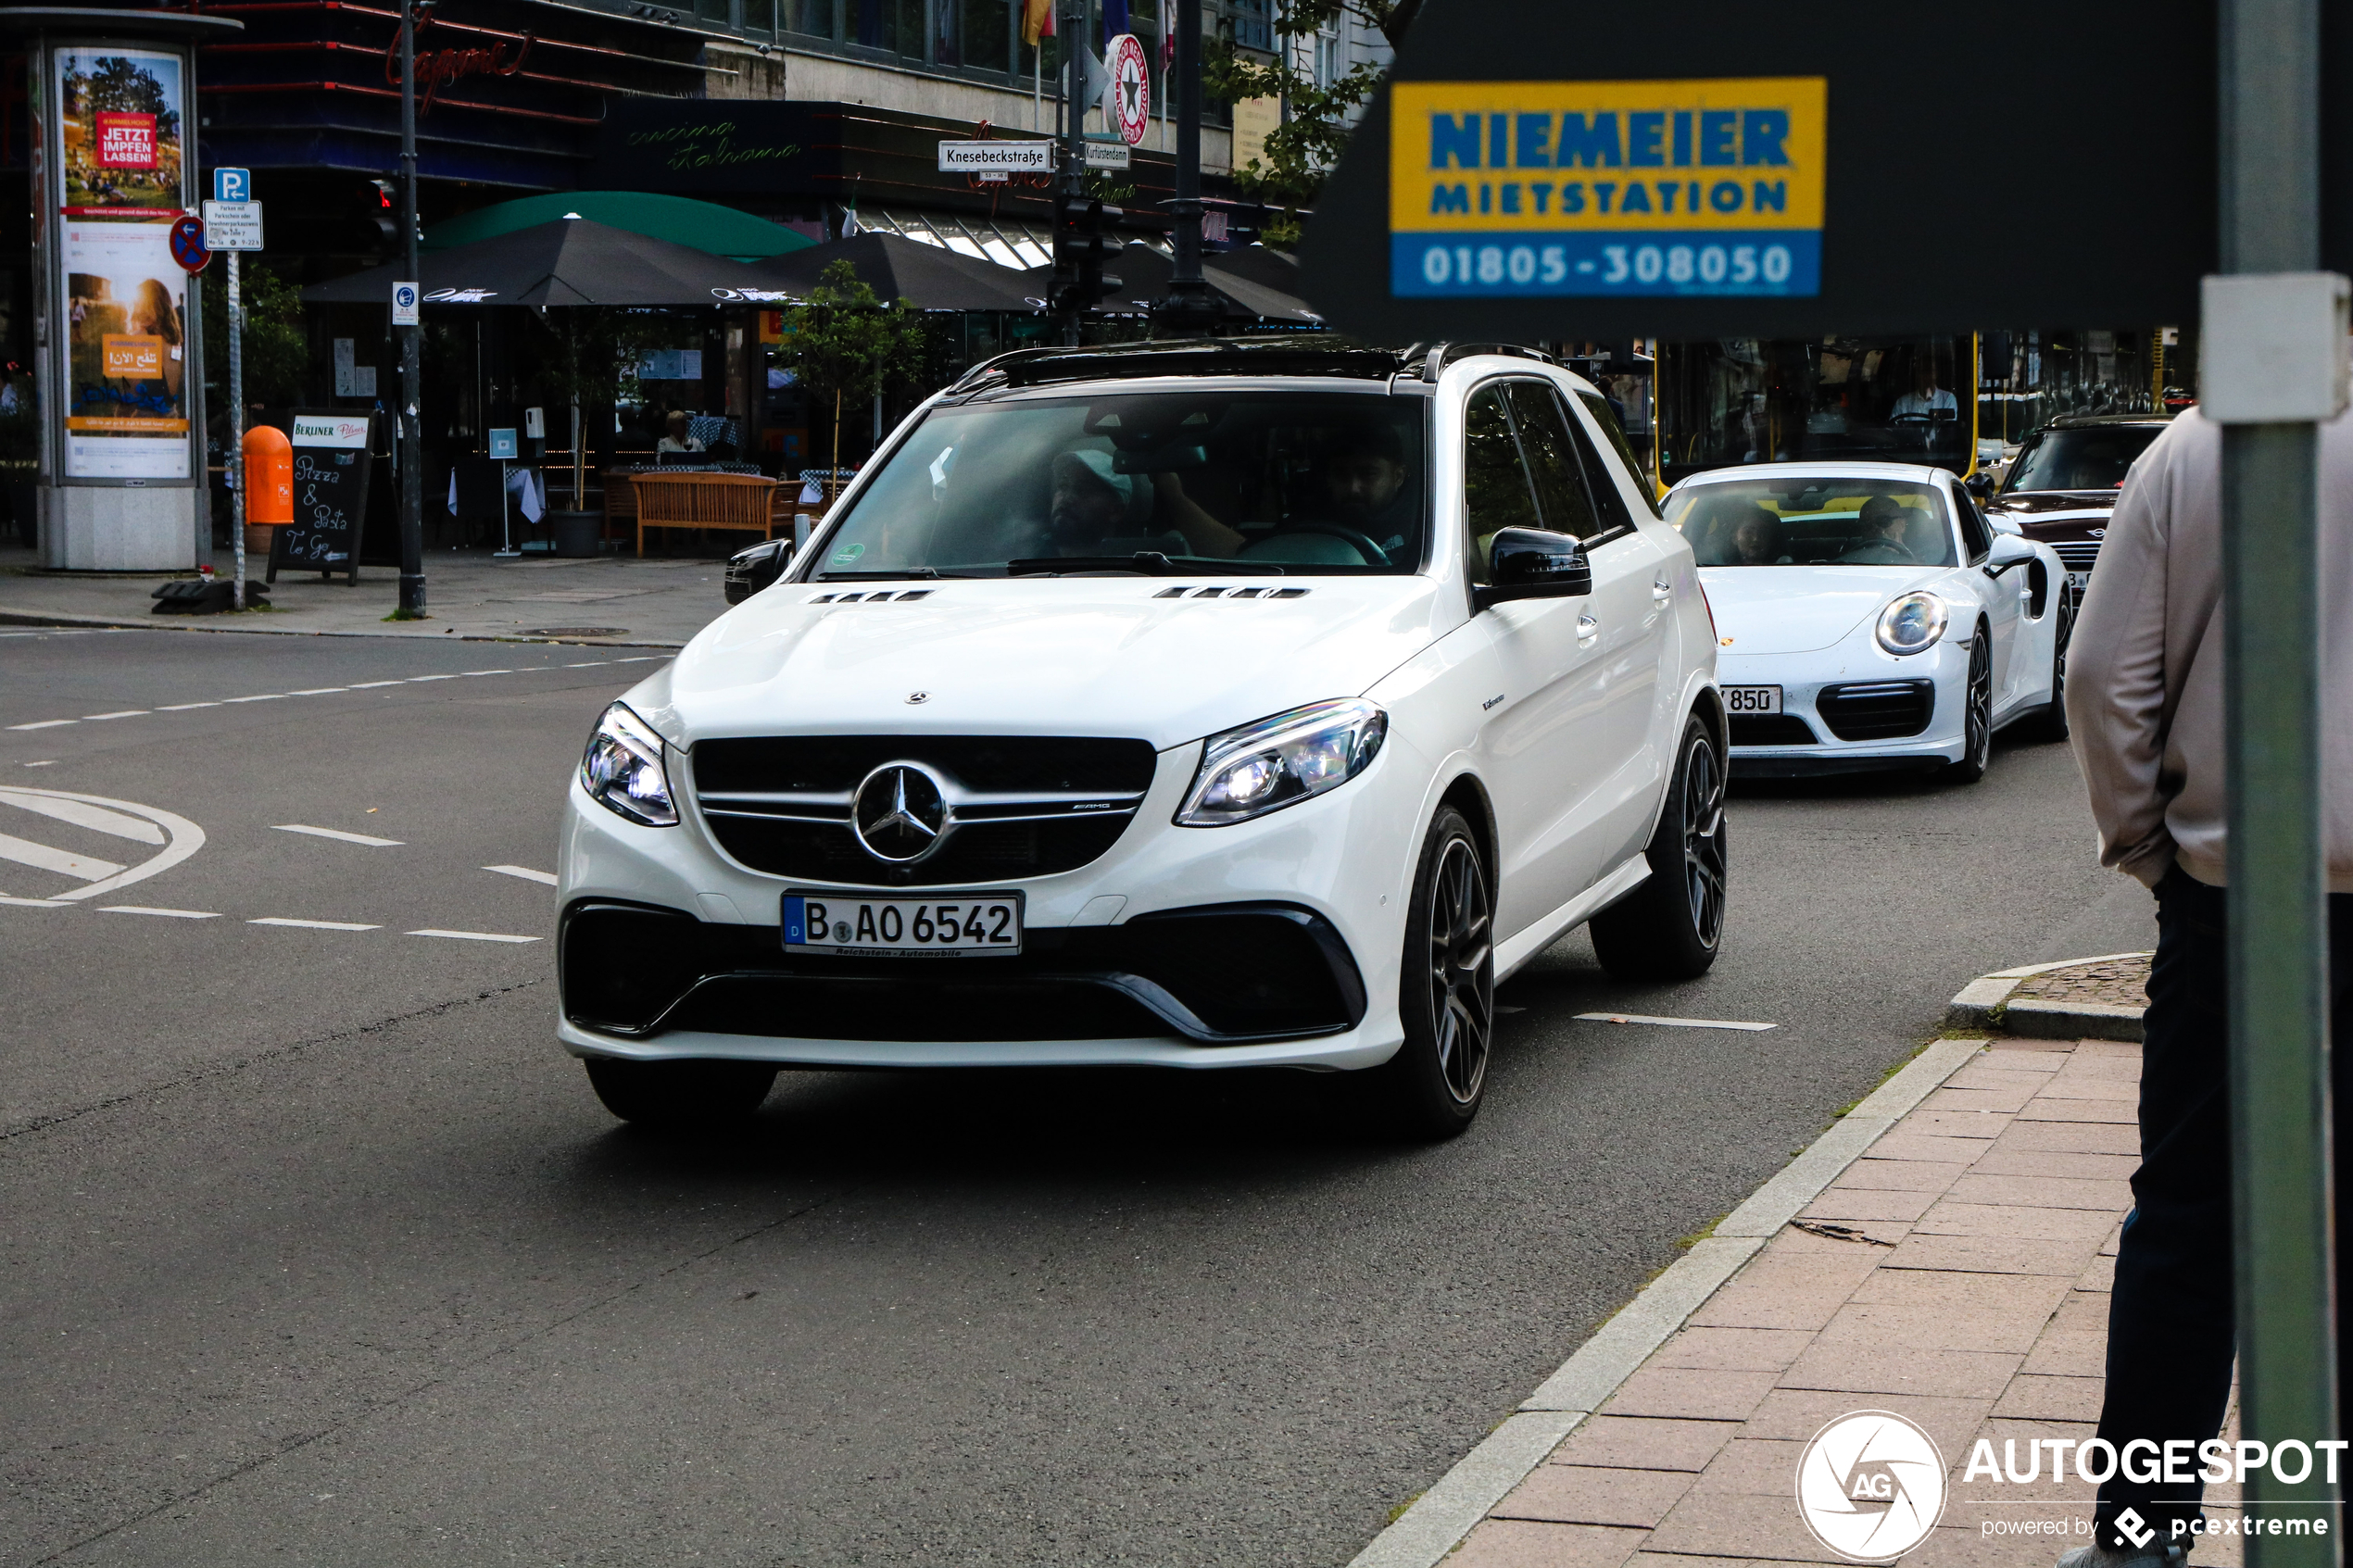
<box><xmin>1450</xmin><ymin>1036</ymin><xmax>2248</xmax><ymax>1568</ymax></box>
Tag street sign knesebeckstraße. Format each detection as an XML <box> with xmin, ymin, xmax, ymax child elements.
<box><xmin>938</xmin><ymin>140</ymin><xmax>1055</xmax><ymax>174</ymax></box>
<box><xmin>1293</xmin><ymin>0</ymin><xmax>2342</xmax><ymax>339</ymax></box>
<box><xmin>392</xmin><ymin>282</ymin><xmax>420</xmax><ymax>328</ymax></box>
<box><xmin>200</xmin><ymin>199</ymin><xmax>263</xmax><ymax>252</ymax></box>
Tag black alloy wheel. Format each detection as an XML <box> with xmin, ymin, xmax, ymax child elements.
<box><xmin>1946</xmin><ymin>627</ymin><xmax>1994</xmax><ymax>784</ymax></box>
<box><xmin>1374</xmin><ymin>805</ymin><xmax>1494</xmax><ymax>1138</ymax></box>
<box><xmin>1592</xmin><ymin>714</ymin><xmax>1729</xmax><ymax>981</ymax></box>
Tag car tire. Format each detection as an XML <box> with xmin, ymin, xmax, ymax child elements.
<box><xmin>1944</xmin><ymin>626</ymin><xmax>1994</xmax><ymax>784</ymax></box>
<box><xmin>585</xmin><ymin>1057</ymin><xmax>778</xmax><ymax>1131</ymax></box>
<box><xmin>1591</xmin><ymin>713</ymin><xmax>1728</xmax><ymax>982</ymax></box>
<box><xmin>2023</xmin><ymin>589</ymin><xmax>2074</xmax><ymax>743</ymax></box>
<box><xmin>1372</xmin><ymin>805</ymin><xmax>1494</xmax><ymax>1140</ymax></box>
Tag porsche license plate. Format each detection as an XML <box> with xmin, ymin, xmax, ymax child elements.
<box><xmin>1723</xmin><ymin>684</ymin><xmax>1782</xmax><ymax>716</ymax></box>
<box><xmin>2067</xmin><ymin>571</ymin><xmax>2092</xmax><ymax>596</ymax></box>
<box><xmin>783</xmin><ymin>892</ymin><xmax>1024</xmax><ymax>957</ymax></box>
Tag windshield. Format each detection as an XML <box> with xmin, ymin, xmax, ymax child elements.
<box><xmin>2002</xmin><ymin>424</ymin><xmax>2163</xmax><ymax>494</ymax></box>
<box><xmin>1670</xmin><ymin>478</ymin><xmax>1957</xmax><ymax>568</ymax></box>
<box><xmin>812</xmin><ymin>390</ymin><xmax>1429</xmax><ymax>577</ymax></box>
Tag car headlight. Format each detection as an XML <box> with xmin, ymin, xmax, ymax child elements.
<box><xmin>580</xmin><ymin>702</ymin><xmax>678</xmax><ymax>826</ymax></box>
<box><xmin>1876</xmin><ymin>591</ymin><xmax>1950</xmax><ymax>657</ymax></box>
<box><xmin>1177</xmin><ymin>699</ymin><xmax>1387</xmax><ymax>827</ymax></box>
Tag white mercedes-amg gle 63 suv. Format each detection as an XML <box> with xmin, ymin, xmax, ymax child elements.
<box><xmin>560</xmin><ymin>340</ymin><xmax>1726</xmax><ymax>1137</ymax></box>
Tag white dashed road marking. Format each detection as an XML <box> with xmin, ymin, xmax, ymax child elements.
<box><xmin>288</xmin><ymin>687</ymin><xmax>349</xmax><ymax>696</ymax></box>
<box><xmin>409</xmin><ymin>928</ymin><xmax>541</xmax><ymax>944</ymax></box>
<box><xmin>0</xmin><ymin>787</ymin><xmax>205</xmax><ymax>900</ymax></box>
<box><xmin>250</xmin><ymin>917</ymin><xmax>381</xmax><ymax>931</ymax></box>
<box><xmin>156</xmin><ymin>701</ymin><xmax>220</xmax><ymax>710</ymax></box>
<box><xmin>7</xmin><ymin>719</ymin><xmax>78</xmax><ymax>731</ymax></box>
<box><xmin>101</xmin><ymin>905</ymin><xmax>220</xmax><ymax>919</ymax></box>
<box><xmin>0</xmin><ymin>894</ymin><xmax>65</xmax><ymax>907</ymax></box>
<box><xmin>83</xmin><ymin>710</ymin><xmax>149</xmax><ymax>721</ymax></box>
<box><xmin>224</xmin><ymin>694</ymin><xmax>287</xmax><ymax>704</ymax></box>
<box><xmin>1574</xmin><ymin>1012</ymin><xmax>1778</xmax><ymax>1032</ymax></box>
<box><xmin>347</xmin><ymin>681</ymin><xmax>404</xmax><ymax>689</ymax></box>
<box><xmin>484</xmin><ymin>864</ymin><xmax>559</xmax><ymax>885</ymax></box>
<box><xmin>272</xmin><ymin>823</ymin><xmax>403</xmax><ymax>847</ymax></box>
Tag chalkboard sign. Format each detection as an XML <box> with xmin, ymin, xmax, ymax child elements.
<box><xmin>267</xmin><ymin>411</ymin><xmax>375</xmax><ymax>584</ymax></box>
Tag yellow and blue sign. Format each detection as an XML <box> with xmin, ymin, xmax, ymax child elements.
<box><xmin>1390</xmin><ymin>78</ymin><xmax>1826</xmax><ymax>298</ymax></box>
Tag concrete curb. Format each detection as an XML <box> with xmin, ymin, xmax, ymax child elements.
<box><xmin>1344</xmin><ymin>1035</ymin><xmax>1987</xmax><ymax>1568</ymax></box>
<box><xmin>1944</xmin><ymin>951</ymin><xmax>2150</xmax><ymax>1042</ymax></box>
<box><xmin>0</xmin><ymin>605</ymin><xmax>684</xmax><ymax>649</ymax></box>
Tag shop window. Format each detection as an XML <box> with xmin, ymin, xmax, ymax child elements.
<box><xmin>959</xmin><ymin>0</ymin><xmax>1011</xmax><ymax>70</ymax></box>
<box><xmin>786</xmin><ymin>0</ymin><xmax>835</xmax><ymax>35</ymax></box>
<box><xmin>742</xmin><ymin>0</ymin><xmax>775</xmax><ymax>31</ymax></box>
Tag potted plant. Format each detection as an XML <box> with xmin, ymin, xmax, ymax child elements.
<box><xmin>523</xmin><ymin>306</ymin><xmax>666</xmax><ymax>556</ymax></box>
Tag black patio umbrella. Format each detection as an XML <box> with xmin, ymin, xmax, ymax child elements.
<box><xmin>743</xmin><ymin>232</ymin><xmax>1040</xmax><ymax>313</ymax></box>
<box><xmin>1019</xmin><ymin>243</ymin><xmax>1320</xmax><ymax>324</ymax></box>
<box><xmin>301</xmin><ymin>217</ymin><xmax>762</xmax><ymax>307</ymax></box>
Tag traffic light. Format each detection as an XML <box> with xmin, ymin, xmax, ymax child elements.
<box><xmin>1051</xmin><ymin>195</ymin><xmax>1125</xmax><ymax>315</ymax></box>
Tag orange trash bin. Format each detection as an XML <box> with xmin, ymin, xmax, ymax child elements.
<box><xmin>243</xmin><ymin>425</ymin><xmax>293</xmax><ymax>525</ymax></box>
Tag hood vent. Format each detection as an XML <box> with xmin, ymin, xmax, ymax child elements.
<box><xmin>809</xmin><ymin>589</ymin><xmax>935</xmax><ymax>604</ymax></box>
<box><xmin>1152</xmin><ymin>585</ymin><xmax>1312</xmax><ymax>600</ymax></box>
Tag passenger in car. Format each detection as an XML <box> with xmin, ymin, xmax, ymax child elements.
<box><xmin>1046</xmin><ymin>448</ymin><xmax>1244</xmax><ymax>559</ymax></box>
<box><xmin>1729</xmin><ymin>507</ymin><xmax>1783</xmax><ymax>564</ymax></box>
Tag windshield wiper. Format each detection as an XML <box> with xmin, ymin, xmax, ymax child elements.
<box><xmin>814</xmin><ymin>568</ymin><xmax>971</xmax><ymax>581</ymax></box>
<box><xmin>1004</xmin><ymin>552</ymin><xmax>1285</xmax><ymax>577</ymax></box>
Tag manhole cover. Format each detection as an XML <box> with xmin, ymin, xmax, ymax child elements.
<box><xmin>522</xmin><ymin>627</ymin><xmax>628</xmax><ymax>639</ymax></box>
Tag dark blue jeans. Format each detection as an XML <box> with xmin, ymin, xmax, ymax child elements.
<box><xmin>2092</xmin><ymin>866</ymin><xmax>2353</xmax><ymax>1549</ymax></box>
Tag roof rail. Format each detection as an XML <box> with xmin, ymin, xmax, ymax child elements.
<box><xmin>942</xmin><ymin>337</ymin><xmax>1410</xmax><ymax>395</ymax></box>
<box><xmin>1400</xmin><ymin>342</ymin><xmax>1561</xmax><ymax>381</ymax></box>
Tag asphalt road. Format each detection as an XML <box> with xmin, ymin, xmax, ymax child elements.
<box><xmin>0</xmin><ymin>624</ymin><xmax>2155</xmax><ymax>1567</ymax></box>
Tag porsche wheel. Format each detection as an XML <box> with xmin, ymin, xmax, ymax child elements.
<box><xmin>1944</xmin><ymin>628</ymin><xmax>1994</xmax><ymax>784</ymax></box>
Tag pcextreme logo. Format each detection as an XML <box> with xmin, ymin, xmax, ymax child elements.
<box><xmin>1795</xmin><ymin>1411</ymin><xmax>1948</xmax><ymax>1561</ymax></box>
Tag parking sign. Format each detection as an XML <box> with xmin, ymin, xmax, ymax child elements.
<box><xmin>212</xmin><ymin>166</ymin><xmax>249</xmax><ymax>203</ymax></box>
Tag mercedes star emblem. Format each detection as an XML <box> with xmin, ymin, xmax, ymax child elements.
<box><xmin>851</xmin><ymin>761</ymin><xmax>950</xmax><ymax>862</ymax></box>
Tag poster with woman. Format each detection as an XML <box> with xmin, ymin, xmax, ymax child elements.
<box><xmin>51</xmin><ymin>48</ymin><xmax>191</xmax><ymax>481</ymax></box>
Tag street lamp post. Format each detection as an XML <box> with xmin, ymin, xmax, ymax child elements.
<box><xmin>396</xmin><ymin>0</ymin><xmax>426</xmax><ymax>614</ymax></box>
<box><xmin>1059</xmin><ymin>0</ymin><xmax>1088</xmax><ymax>347</ymax></box>
<box><xmin>1162</xmin><ymin>0</ymin><xmax>1216</xmax><ymax>332</ymax></box>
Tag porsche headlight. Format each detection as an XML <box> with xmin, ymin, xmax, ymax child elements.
<box><xmin>1876</xmin><ymin>592</ymin><xmax>1950</xmax><ymax>657</ymax></box>
<box><xmin>581</xmin><ymin>702</ymin><xmax>678</xmax><ymax>826</ymax></box>
<box><xmin>1177</xmin><ymin>699</ymin><xmax>1387</xmax><ymax>827</ymax></box>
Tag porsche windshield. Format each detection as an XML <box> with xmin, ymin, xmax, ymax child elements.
<box><xmin>1670</xmin><ymin>478</ymin><xmax>1957</xmax><ymax>568</ymax></box>
<box><xmin>2001</xmin><ymin>424</ymin><xmax>2164</xmax><ymax>495</ymax></box>
<box><xmin>813</xmin><ymin>390</ymin><xmax>1429</xmax><ymax>577</ymax></box>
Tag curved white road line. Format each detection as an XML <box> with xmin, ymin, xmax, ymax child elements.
<box><xmin>0</xmin><ymin>786</ymin><xmax>206</xmax><ymax>901</ymax></box>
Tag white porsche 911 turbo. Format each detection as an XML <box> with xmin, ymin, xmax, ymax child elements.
<box><xmin>558</xmin><ymin>340</ymin><xmax>1726</xmax><ymax>1138</ymax></box>
<box><xmin>1662</xmin><ymin>461</ymin><xmax>2070</xmax><ymax>781</ymax></box>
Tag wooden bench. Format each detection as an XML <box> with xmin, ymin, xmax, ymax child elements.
<box><xmin>633</xmin><ymin>472</ymin><xmax>781</xmax><ymax>558</ymax></box>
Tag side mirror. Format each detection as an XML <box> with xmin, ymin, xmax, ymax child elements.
<box><xmin>724</xmin><ymin>536</ymin><xmax>793</xmax><ymax>604</ymax></box>
<box><xmin>1964</xmin><ymin>472</ymin><xmax>1994</xmax><ymax>499</ymax></box>
<box><xmin>1983</xmin><ymin>533</ymin><xmax>2036</xmax><ymax>579</ymax></box>
<box><xmin>1475</xmin><ymin>526</ymin><xmax>1592</xmax><ymax>610</ymax></box>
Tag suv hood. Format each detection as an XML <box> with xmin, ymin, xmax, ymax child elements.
<box><xmin>642</xmin><ymin>576</ymin><xmax>1447</xmax><ymax>750</ymax></box>
<box><xmin>1697</xmin><ymin>565</ymin><xmax>1944</xmax><ymax>655</ymax></box>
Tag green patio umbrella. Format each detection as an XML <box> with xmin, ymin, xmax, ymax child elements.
<box><xmin>425</xmin><ymin>193</ymin><xmax>815</xmax><ymax>264</ymax></box>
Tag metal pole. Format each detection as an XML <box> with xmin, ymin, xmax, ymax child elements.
<box><xmin>1164</xmin><ymin>0</ymin><xmax>1214</xmax><ymax>332</ymax></box>
<box><xmin>1060</xmin><ymin>0</ymin><xmax>1088</xmax><ymax>346</ymax></box>
<box><xmin>396</xmin><ymin>0</ymin><xmax>426</xmax><ymax>613</ymax></box>
<box><xmin>2220</xmin><ymin>1</ymin><xmax>2337</xmax><ymax>1562</ymax></box>
<box><xmin>228</xmin><ymin>251</ymin><xmax>245</xmax><ymax>610</ymax></box>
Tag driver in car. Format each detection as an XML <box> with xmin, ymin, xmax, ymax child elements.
<box><xmin>1842</xmin><ymin>495</ymin><xmax>1920</xmax><ymax>563</ymax></box>
<box><xmin>1325</xmin><ymin>424</ymin><xmax>1410</xmax><ymax>539</ymax></box>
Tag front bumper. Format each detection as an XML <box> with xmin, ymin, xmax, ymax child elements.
<box><xmin>1722</xmin><ymin>637</ymin><xmax>1968</xmax><ymax>776</ymax></box>
<box><xmin>556</xmin><ymin>735</ymin><xmax>1418</xmax><ymax>1071</ymax></box>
